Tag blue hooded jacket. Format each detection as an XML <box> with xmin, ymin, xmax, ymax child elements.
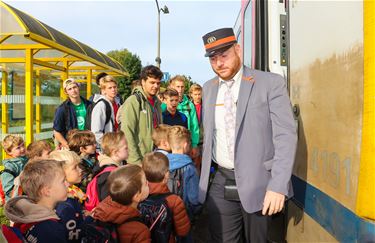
<box><xmin>56</xmin><ymin>197</ymin><xmax>85</xmax><ymax>242</ymax></box>
<box><xmin>167</xmin><ymin>154</ymin><xmax>201</xmax><ymax>217</ymax></box>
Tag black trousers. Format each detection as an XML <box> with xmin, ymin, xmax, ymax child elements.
<box><xmin>206</xmin><ymin>166</ymin><xmax>268</xmax><ymax>243</ymax></box>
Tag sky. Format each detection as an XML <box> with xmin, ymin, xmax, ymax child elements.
<box><xmin>4</xmin><ymin>0</ymin><xmax>241</xmax><ymax>84</ymax></box>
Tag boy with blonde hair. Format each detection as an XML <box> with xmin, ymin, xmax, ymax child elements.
<box><xmin>49</xmin><ymin>150</ymin><xmax>85</xmax><ymax>242</ymax></box>
<box><xmin>90</xmin><ymin>75</ymin><xmax>121</xmax><ymax>144</ymax></box>
<box><xmin>4</xmin><ymin>159</ymin><xmax>68</xmax><ymax>242</ymax></box>
<box><xmin>189</xmin><ymin>83</ymin><xmax>203</xmax><ymax>172</ymax></box>
<box><xmin>1</xmin><ymin>135</ymin><xmax>28</xmax><ymax>201</ymax></box>
<box><xmin>166</xmin><ymin>126</ymin><xmax>201</xmax><ymax>219</ymax></box>
<box><xmin>85</xmin><ymin>131</ymin><xmax>128</xmax><ymax>211</ymax></box>
<box><xmin>142</xmin><ymin>152</ymin><xmax>191</xmax><ymax>242</ymax></box>
<box><xmin>189</xmin><ymin>84</ymin><xmax>202</xmax><ymax>124</ymax></box>
<box><xmin>152</xmin><ymin>124</ymin><xmax>171</xmax><ymax>155</ymax></box>
<box><xmin>93</xmin><ymin>165</ymin><xmax>151</xmax><ymax>243</ymax></box>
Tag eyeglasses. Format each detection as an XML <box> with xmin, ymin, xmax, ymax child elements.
<box><xmin>12</xmin><ymin>143</ymin><xmax>24</xmax><ymax>151</ymax></box>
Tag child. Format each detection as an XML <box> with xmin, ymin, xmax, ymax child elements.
<box><xmin>152</xmin><ymin>124</ymin><xmax>171</xmax><ymax>155</ymax></box>
<box><xmin>1</xmin><ymin>135</ymin><xmax>28</xmax><ymax>201</ymax></box>
<box><xmin>67</xmin><ymin>130</ymin><xmax>98</xmax><ymax>191</ymax></box>
<box><xmin>85</xmin><ymin>131</ymin><xmax>128</xmax><ymax>211</ymax></box>
<box><xmin>4</xmin><ymin>159</ymin><xmax>68</xmax><ymax>242</ymax></box>
<box><xmin>162</xmin><ymin>89</ymin><xmax>188</xmax><ymax>128</ymax></box>
<box><xmin>166</xmin><ymin>126</ymin><xmax>201</xmax><ymax>219</ymax></box>
<box><xmin>26</xmin><ymin>140</ymin><xmax>52</xmax><ymax>161</ymax></box>
<box><xmin>189</xmin><ymin>84</ymin><xmax>202</xmax><ymax>125</ymax></box>
<box><xmin>50</xmin><ymin>150</ymin><xmax>86</xmax><ymax>242</ymax></box>
<box><xmin>142</xmin><ymin>152</ymin><xmax>190</xmax><ymax>242</ymax></box>
<box><xmin>91</xmin><ymin>75</ymin><xmax>121</xmax><ymax>145</ymax></box>
<box><xmin>93</xmin><ymin>164</ymin><xmax>151</xmax><ymax>243</ymax></box>
<box><xmin>189</xmin><ymin>83</ymin><xmax>203</xmax><ymax>172</ymax></box>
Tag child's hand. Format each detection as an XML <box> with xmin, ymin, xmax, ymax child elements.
<box><xmin>83</xmin><ymin>210</ymin><xmax>93</xmax><ymax>217</ymax></box>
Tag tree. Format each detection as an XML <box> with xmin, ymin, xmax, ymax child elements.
<box><xmin>107</xmin><ymin>49</ymin><xmax>142</xmax><ymax>100</ymax></box>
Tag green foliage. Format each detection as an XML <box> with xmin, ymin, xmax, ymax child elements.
<box><xmin>107</xmin><ymin>49</ymin><xmax>142</xmax><ymax>100</ymax></box>
<box><xmin>0</xmin><ymin>206</ymin><xmax>10</xmax><ymax>225</ymax></box>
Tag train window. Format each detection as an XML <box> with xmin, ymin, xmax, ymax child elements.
<box><xmin>243</xmin><ymin>2</ymin><xmax>252</xmax><ymax>68</ymax></box>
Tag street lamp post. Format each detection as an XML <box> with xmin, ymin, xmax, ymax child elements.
<box><xmin>155</xmin><ymin>0</ymin><xmax>169</xmax><ymax>68</ymax></box>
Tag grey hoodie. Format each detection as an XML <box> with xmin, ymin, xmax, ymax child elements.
<box><xmin>91</xmin><ymin>94</ymin><xmax>120</xmax><ymax>144</ymax></box>
<box><xmin>4</xmin><ymin>196</ymin><xmax>67</xmax><ymax>242</ymax></box>
<box><xmin>5</xmin><ymin>196</ymin><xmax>59</xmax><ymax>223</ymax></box>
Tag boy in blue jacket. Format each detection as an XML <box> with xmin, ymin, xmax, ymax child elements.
<box><xmin>166</xmin><ymin>126</ymin><xmax>201</xmax><ymax>220</ymax></box>
<box><xmin>50</xmin><ymin>150</ymin><xmax>86</xmax><ymax>242</ymax></box>
<box><xmin>1</xmin><ymin>135</ymin><xmax>28</xmax><ymax>202</ymax></box>
<box><xmin>4</xmin><ymin>159</ymin><xmax>69</xmax><ymax>242</ymax></box>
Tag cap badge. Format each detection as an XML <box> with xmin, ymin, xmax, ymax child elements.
<box><xmin>207</xmin><ymin>36</ymin><xmax>216</xmax><ymax>44</ymax></box>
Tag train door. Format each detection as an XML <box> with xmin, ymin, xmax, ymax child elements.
<box><xmin>241</xmin><ymin>0</ymin><xmax>374</xmax><ymax>241</ymax></box>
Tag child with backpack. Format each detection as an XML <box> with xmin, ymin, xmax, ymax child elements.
<box><xmin>3</xmin><ymin>139</ymin><xmax>52</xmax><ymax>203</ymax></box>
<box><xmin>141</xmin><ymin>152</ymin><xmax>191</xmax><ymax>242</ymax></box>
<box><xmin>50</xmin><ymin>150</ymin><xmax>86</xmax><ymax>242</ymax></box>
<box><xmin>67</xmin><ymin>130</ymin><xmax>98</xmax><ymax>192</ymax></box>
<box><xmin>89</xmin><ymin>75</ymin><xmax>121</xmax><ymax>145</ymax></box>
<box><xmin>4</xmin><ymin>159</ymin><xmax>68</xmax><ymax>242</ymax></box>
<box><xmin>92</xmin><ymin>164</ymin><xmax>151</xmax><ymax>243</ymax></box>
<box><xmin>166</xmin><ymin>126</ymin><xmax>201</xmax><ymax>220</ymax></box>
<box><xmin>1</xmin><ymin>135</ymin><xmax>28</xmax><ymax>202</ymax></box>
<box><xmin>152</xmin><ymin>124</ymin><xmax>171</xmax><ymax>155</ymax></box>
<box><xmin>85</xmin><ymin>131</ymin><xmax>128</xmax><ymax>211</ymax></box>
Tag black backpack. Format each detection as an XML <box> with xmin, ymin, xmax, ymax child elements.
<box><xmin>117</xmin><ymin>91</ymin><xmax>146</xmax><ymax>129</ymax></box>
<box><xmin>138</xmin><ymin>193</ymin><xmax>173</xmax><ymax>243</ymax></box>
<box><xmin>168</xmin><ymin>167</ymin><xmax>185</xmax><ymax>198</ymax></box>
<box><xmin>81</xmin><ymin>217</ymin><xmax>119</xmax><ymax>243</ymax></box>
<box><xmin>85</xmin><ymin>99</ymin><xmax>112</xmax><ymax>131</ymax></box>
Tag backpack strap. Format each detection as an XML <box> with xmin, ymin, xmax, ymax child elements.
<box><xmin>95</xmin><ymin>164</ymin><xmax>117</xmax><ymax>177</ymax></box>
<box><xmin>124</xmin><ymin>216</ymin><xmax>145</xmax><ymax>225</ymax></box>
<box><xmin>0</xmin><ymin>169</ymin><xmax>17</xmax><ymax>178</ymax></box>
<box><xmin>96</xmin><ymin>99</ymin><xmax>113</xmax><ymax>133</ymax></box>
<box><xmin>133</xmin><ymin>91</ymin><xmax>147</xmax><ymax>110</ymax></box>
<box><xmin>148</xmin><ymin>192</ymin><xmax>173</xmax><ymax>200</ymax></box>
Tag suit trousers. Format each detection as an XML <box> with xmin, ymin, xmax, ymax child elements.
<box><xmin>206</xmin><ymin>165</ymin><xmax>268</xmax><ymax>243</ymax></box>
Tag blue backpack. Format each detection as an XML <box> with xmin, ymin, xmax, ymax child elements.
<box><xmin>138</xmin><ymin>193</ymin><xmax>173</xmax><ymax>243</ymax></box>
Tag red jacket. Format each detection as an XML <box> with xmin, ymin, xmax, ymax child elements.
<box><xmin>94</xmin><ymin>196</ymin><xmax>151</xmax><ymax>243</ymax></box>
<box><xmin>148</xmin><ymin>182</ymin><xmax>191</xmax><ymax>242</ymax></box>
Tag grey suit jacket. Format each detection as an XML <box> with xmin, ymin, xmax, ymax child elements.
<box><xmin>199</xmin><ymin>66</ymin><xmax>297</xmax><ymax>213</ymax></box>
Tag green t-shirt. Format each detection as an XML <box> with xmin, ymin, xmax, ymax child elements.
<box><xmin>73</xmin><ymin>102</ymin><xmax>87</xmax><ymax>130</ymax></box>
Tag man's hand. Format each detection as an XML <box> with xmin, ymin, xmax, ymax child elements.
<box><xmin>262</xmin><ymin>190</ymin><xmax>285</xmax><ymax>216</ymax></box>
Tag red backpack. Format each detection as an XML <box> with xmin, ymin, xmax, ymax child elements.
<box><xmin>1</xmin><ymin>224</ymin><xmax>25</xmax><ymax>243</ymax></box>
<box><xmin>85</xmin><ymin>165</ymin><xmax>117</xmax><ymax>212</ymax></box>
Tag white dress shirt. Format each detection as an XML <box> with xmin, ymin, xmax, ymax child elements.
<box><xmin>212</xmin><ymin>67</ymin><xmax>243</xmax><ymax>169</ymax></box>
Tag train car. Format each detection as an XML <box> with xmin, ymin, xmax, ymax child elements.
<box><xmin>237</xmin><ymin>0</ymin><xmax>375</xmax><ymax>242</ymax></box>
